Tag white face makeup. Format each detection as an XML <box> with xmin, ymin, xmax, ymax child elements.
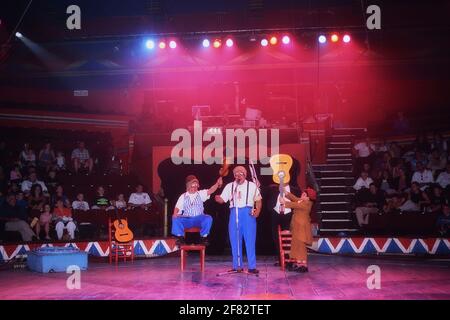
<box><xmin>187</xmin><ymin>181</ymin><xmax>199</xmax><ymax>192</ymax></box>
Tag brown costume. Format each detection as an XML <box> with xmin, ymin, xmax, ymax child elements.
<box><xmin>284</xmin><ymin>192</ymin><xmax>313</xmax><ymax>264</ymax></box>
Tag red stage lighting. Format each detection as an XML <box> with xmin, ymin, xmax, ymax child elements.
<box><xmin>331</xmin><ymin>34</ymin><xmax>339</xmax><ymax>43</ymax></box>
<box><xmin>213</xmin><ymin>39</ymin><xmax>221</xmax><ymax>48</ymax></box>
<box><xmin>225</xmin><ymin>38</ymin><xmax>234</xmax><ymax>47</ymax></box>
<box><xmin>269</xmin><ymin>36</ymin><xmax>278</xmax><ymax>45</ymax></box>
<box><xmin>281</xmin><ymin>35</ymin><xmax>290</xmax><ymax>44</ymax></box>
<box><xmin>159</xmin><ymin>41</ymin><xmax>166</xmax><ymax>49</ymax></box>
<box><xmin>343</xmin><ymin>34</ymin><xmax>351</xmax><ymax>43</ymax></box>
<box><xmin>260</xmin><ymin>38</ymin><xmax>268</xmax><ymax>47</ymax></box>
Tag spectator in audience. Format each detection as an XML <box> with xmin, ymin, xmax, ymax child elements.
<box><xmin>436</xmin><ymin>163</ymin><xmax>450</xmax><ymax>192</ymax></box>
<box><xmin>21</xmin><ymin>172</ymin><xmax>48</xmax><ymax>195</ymax></box>
<box><xmin>92</xmin><ymin>186</ymin><xmax>113</xmax><ymax>210</ymax></box>
<box><xmin>392</xmin><ymin>111</ymin><xmax>410</xmax><ymax>135</ymax></box>
<box><xmin>72</xmin><ymin>193</ymin><xmax>90</xmax><ymax>211</ymax></box>
<box><xmin>436</xmin><ymin>202</ymin><xmax>450</xmax><ymax>236</ymax></box>
<box><xmin>8</xmin><ymin>182</ymin><xmax>20</xmax><ymax>196</ymax></box>
<box><xmin>15</xmin><ymin>192</ymin><xmax>28</xmax><ymax>221</ymax></box>
<box><xmin>53</xmin><ymin>199</ymin><xmax>76</xmax><ymax>240</ymax></box>
<box><xmin>413</xmin><ymin>133</ymin><xmax>431</xmax><ymax>154</ymax></box>
<box><xmin>378</xmin><ymin>170</ymin><xmax>397</xmax><ymax>195</ymax></box>
<box><xmin>0</xmin><ymin>167</ymin><xmax>7</xmax><ymax>194</ymax></box>
<box><xmin>392</xmin><ymin>167</ymin><xmax>409</xmax><ymax>193</ymax></box>
<box><xmin>431</xmin><ymin>132</ymin><xmax>448</xmax><ymax>154</ymax></box>
<box><xmin>0</xmin><ymin>194</ymin><xmax>36</xmax><ymax>241</ymax></box>
<box><xmin>112</xmin><ymin>193</ymin><xmax>127</xmax><ymax>210</ymax></box>
<box><xmin>71</xmin><ymin>141</ymin><xmax>94</xmax><ymax>174</ymax></box>
<box><xmin>51</xmin><ymin>185</ymin><xmax>70</xmax><ymax>208</ymax></box>
<box><xmin>38</xmin><ymin>142</ymin><xmax>56</xmax><ymax>172</ymax></box>
<box><xmin>353</xmin><ymin>171</ymin><xmax>374</xmax><ymax>192</ymax></box>
<box><xmin>55</xmin><ymin>151</ymin><xmax>66</xmax><ymax>171</ymax></box>
<box><xmin>44</xmin><ymin>169</ymin><xmax>60</xmax><ymax>195</ymax></box>
<box><xmin>355</xmin><ymin>183</ymin><xmax>387</xmax><ymax>228</ymax></box>
<box><xmin>35</xmin><ymin>203</ymin><xmax>52</xmax><ymax>240</ymax></box>
<box><xmin>28</xmin><ymin>184</ymin><xmax>47</xmax><ymax>211</ymax></box>
<box><xmin>353</xmin><ymin>138</ymin><xmax>376</xmax><ymax>172</ymax></box>
<box><xmin>409</xmin><ymin>151</ymin><xmax>428</xmax><ymax>172</ymax></box>
<box><xmin>398</xmin><ymin>182</ymin><xmax>430</xmax><ymax>212</ymax></box>
<box><xmin>19</xmin><ymin>143</ymin><xmax>36</xmax><ymax>168</ymax></box>
<box><xmin>9</xmin><ymin>164</ymin><xmax>22</xmax><ymax>184</ymax></box>
<box><xmin>411</xmin><ymin>162</ymin><xmax>434</xmax><ymax>190</ymax></box>
<box><xmin>427</xmin><ymin>148</ymin><xmax>447</xmax><ymax>174</ymax></box>
<box><xmin>429</xmin><ymin>185</ymin><xmax>446</xmax><ymax>213</ymax></box>
<box><xmin>128</xmin><ymin>184</ymin><xmax>152</xmax><ymax>210</ymax></box>
<box><xmin>388</xmin><ymin>141</ymin><xmax>402</xmax><ymax>159</ymax></box>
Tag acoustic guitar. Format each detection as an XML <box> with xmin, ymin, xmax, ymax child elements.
<box><xmin>113</xmin><ymin>209</ymin><xmax>134</xmax><ymax>243</ymax></box>
<box><xmin>269</xmin><ymin>154</ymin><xmax>293</xmax><ymax>213</ymax></box>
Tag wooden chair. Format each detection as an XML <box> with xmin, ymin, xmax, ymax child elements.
<box><xmin>180</xmin><ymin>227</ymin><xmax>205</xmax><ymax>272</ymax></box>
<box><xmin>108</xmin><ymin>217</ymin><xmax>134</xmax><ymax>264</ymax></box>
<box><xmin>278</xmin><ymin>225</ymin><xmax>295</xmax><ymax>271</ymax></box>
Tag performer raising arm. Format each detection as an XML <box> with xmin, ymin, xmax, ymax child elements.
<box><xmin>215</xmin><ymin>166</ymin><xmax>262</xmax><ymax>274</ymax></box>
<box><xmin>172</xmin><ymin>175</ymin><xmax>222</xmax><ymax>245</ymax></box>
<box><xmin>280</xmin><ymin>187</ymin><xmax>316</xmax><ymax>273</ymax></box>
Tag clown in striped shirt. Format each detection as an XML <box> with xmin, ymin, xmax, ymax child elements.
<box><xmin>172</xmin><ymin>175</ymin><xmax>222</xmax><ymax>245</ymax></box>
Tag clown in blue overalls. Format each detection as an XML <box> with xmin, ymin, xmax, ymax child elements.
<box><xmin>215</xmin><ymin>166</ymin><xmax>262</xmax><ymax>274</ymax></box>
<box><xmin>172</xmin><ymin>175</ymin><xmax>222</xmax><ymax>245</ymax></box>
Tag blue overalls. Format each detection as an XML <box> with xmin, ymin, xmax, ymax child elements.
<box><xmin>229</xmin><ymin>181</ymin><xmax>257</xmax><ymax>270</ymax></box>
<box><xmin>171</xmin><ymin>192</ymin><xmax>212</xmax><ymax>237</ymax></box>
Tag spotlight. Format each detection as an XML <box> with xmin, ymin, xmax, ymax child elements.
<box><xmin>260</xmin><ymin>38</ymin><xmax>268</xmax><ymax>47</ymax></box>
<box><xmin>213</xmin><ymin>39</ymin><xmax>221</xmax><ymax>48</ymax></box>
<box><xmin>269</xmin><ymin>36</ymin><xmax>278</xmax><ymax>45</ymax></box>
<box><xmin>225</xmin><ymin>38</ymin><xmax>234</xmax><ymax>47</ymax></box>
<box><xmin>15</xmin><ymin>32</ymin><xmax>23</xmax><ymax>38</ymax></box>
<box><xmin>145</xmin><ymin>40</ymin><xmax>155</xmax><ymax>49</ymax></box>
<box><xmin>343</xmin><ymin>34</ymin><xmax>351</xmax><ymax>43</ymax></box>
<box><xmin>318</xmin><ymin>35</ymin><xmax>327</xmax><ymax>44</ymax></box>
<box><xmin>281</xmin><ymin>35</ymin><xmax>290</xmax><ymax>44</ymax></box>
<box><xmin>202</xmin><ymin>39</ymin><xmax>210</xmax><ymax>48</ymax></box>
<box><xmin>331</xmin><ymin>34</ymin><xmax>339</xmax><ymax>43</ymax></box>
<box><xmin>169</xmin><ymin>40</ymin><xmax>177</xmax><ymax>49</ymax></box>
<box><xmin>159</xmin><ymin>41</ymin><xmax>166</xmax><ymax>49</ymax></box>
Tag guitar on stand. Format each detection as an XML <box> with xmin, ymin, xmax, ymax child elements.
<box><xmin>113</xmin><ymin>208</ymin><xmax>134</xmax><ymax>243</ymax></box>
<box><xmin>270</xmin><ymin>154</ymin><xmax>293</xmax><ymax>213</ymax></box>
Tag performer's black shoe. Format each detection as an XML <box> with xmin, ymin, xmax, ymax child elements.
<box><xmin>175</xmin><ymin>236</ymin><xmax>185</xmax><ymax>246</ymax></box>
<box><xmin>295</xmin><ymin>265</ymin><xmax>308</xmax><ymax>273</ymax></box>
<box><xmin>199</xmin><ymin>237</ymin><xmax>209</xmax><ymax>246</ymax></box>
<box><xmin>228</xmin><ymin>268</ymin><xmax>243</xmax><ymax>273</ymax></box>
<box><xmin>247</xmin><ymin>269</ymin><xmax>259</xmax><ymax>274</ymax></box>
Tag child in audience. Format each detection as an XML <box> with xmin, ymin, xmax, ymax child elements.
<box><xmin>112</xmin><ymin>193</ymin><xmax>127</xmax><ymax>210</ymax></box>
<box><xmin>55</xmin><ymin>151</ymin><xmax>66</xmax><ymax>171</ymax></box>
<box><xmin>72</xmin><ymin>193</ymin><xmax>90</xmax><ymax>211</ymax></box>
<box><xmin>36</xmin><ymin>204</ymin><xmax>52</xmax><ymax>240</ymax></box>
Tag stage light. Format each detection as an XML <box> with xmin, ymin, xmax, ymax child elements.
<box><xmin>343</xmin><ymin>34</ymin><xmax>351</xmax><ymax>43</ymax></box>
<box><xmin>145</xmin><ymin>40</ymin><xmax>155</xmax><ymax>49</ymax></box>
<box><xmin>318</xmin><ymin>35</ymin><xmax>327</xmax><ymax>44</ymax></box>
<box><xmin>15</xmin><ymin>32</ymin><xmax>23</xmax><ymax>38</ymax></box>
<box><xmin>281</xmin><ymin>35</ymin><xmax>290</xmax><ymax>44</ymax></box>
<box><xmin>159</xmin><ymin>41</ymin><xmax>166</xmax><ymax>49</ymax></box>
<box><xmin>225</xmin><ymin>38</ymin><xmax>234</xmax><ymax>47</ymax></box>
<box><xmin>269</xmin><ymin>36</ymin><xmax>278</xmax><ymax>45</ymax></box>
<box><xmin>331</xmin><ymin>34</ymin><xmax>339</xmax><ymax>43</ymax></box>
<box><xmin>169</xmin><ymin>40</ymin><xmax>177</xmax><ymax>49</ymax></box>
<box><xmin>202</xmin><ymin>39</ymin><xmax>210</xmax><ymax>48</ymax></box>
<box><xmin>260</xmin><ymin>38</ymin><xmax>268</xmax><ymax>47</ymax></box>
<box><xmin>213</xmin><ymin>39</ymin><xmax>221</xmax><ymax>48</ymax></box>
